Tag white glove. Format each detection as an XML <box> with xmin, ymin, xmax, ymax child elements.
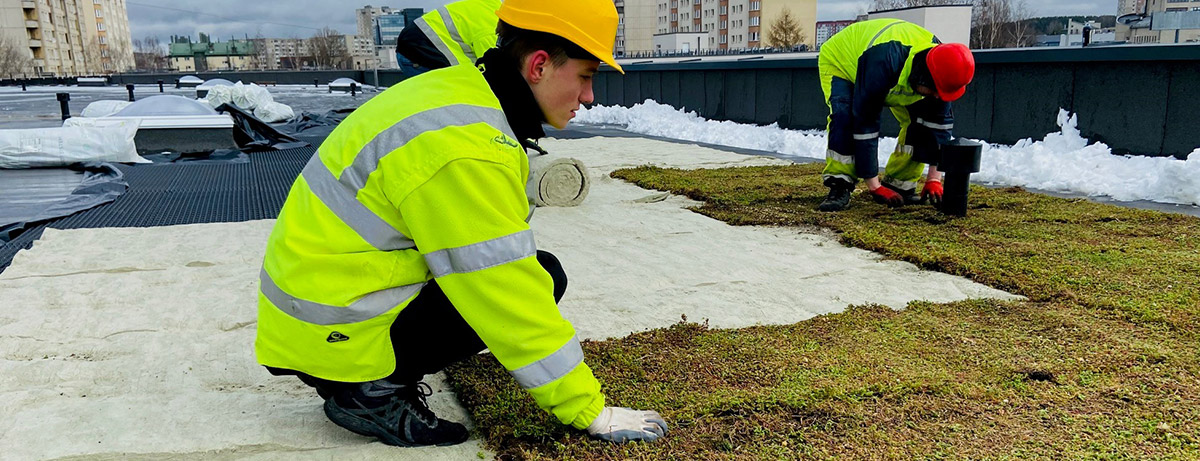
<box><xmin>585</xmin><ymin>406</ymin><xmax>668</xmax><ymax>443</ymax></box>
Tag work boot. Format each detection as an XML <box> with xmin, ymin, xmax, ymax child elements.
<box><xmin>818</xmin><ymin>179</ymin><xmax>854</xmax><ymax>212</ymax></box>
<box><xmin>324</xmin><ymin>380</ymin><xmax>469</xmax><ymax>447</ymax></box>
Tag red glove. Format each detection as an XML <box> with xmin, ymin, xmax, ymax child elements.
<box><xmin>921</xmin><ymin>180</ymin><xmax>943</xmax><ymax>205</ymax></box>
<box><xmin>870</xmin><ymin>186</ymin><xmax>904</xmax><ymax>207</ymax></box>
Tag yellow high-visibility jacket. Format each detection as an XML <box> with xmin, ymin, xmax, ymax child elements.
<box><xmin>255</xmin><ymin>62</ymin><xmax>604</xmax><ymax>429</ymax></box>
<box><xmin>411</xmin><ymin>0</ymin><xmax>501</xmax><ymax>67</ymax></box>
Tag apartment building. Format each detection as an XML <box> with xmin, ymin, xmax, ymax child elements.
<box><xmin>1119</xmin><ymin>0</ymin><xmax>1200</xmax><ymax>43</ymax></box>
<box><xmin>0</xmin><ymin>0</ymin><xmax>133</xmax><ymax>77</ymax></box>
<box><xmin>646</xmin><ymin>0</ymin><xmax>814</xmax><ymax>53</ymax></box>
<box><xmin>815</xmin><ymin>19</ymin><xmax>854</xmax><ymax>49</ymax></box>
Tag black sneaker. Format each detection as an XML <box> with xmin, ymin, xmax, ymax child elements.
<box><xmin>323</xmin><ymin>380</ymin><xmax>469</xmax><ymax>447</ymax></box>
<box><xmin>818</xmin><ymin>181</ymin><xmax>854</xmax><ymax>212</ymax></box>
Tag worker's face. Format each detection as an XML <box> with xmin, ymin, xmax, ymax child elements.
<box><xmin>526</xmin><ymin>51</ymin><xmax>599</xmax><ymax>129</ymax></box>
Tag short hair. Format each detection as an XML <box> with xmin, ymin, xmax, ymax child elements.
<box><xmin>495</xmin><ymin>20</ymin><xmax>597</xmax><ymax>67</ymax></box>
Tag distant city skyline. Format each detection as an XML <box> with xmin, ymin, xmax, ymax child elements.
<box><xmin>127</xmin><ymin>0</ymin><xmax>1116</xmax><ymax>45</ymax></box>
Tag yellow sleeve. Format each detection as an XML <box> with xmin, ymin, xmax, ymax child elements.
<box><xmin>399</xmin><ymin>158</ymin><xmax>604</xmax><ymax>429</ymax></box>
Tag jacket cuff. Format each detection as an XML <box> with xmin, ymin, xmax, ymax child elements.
<box><xmin>570</xmin><ymin>391</ymin><xmax>606</xmax><ymax>430</ymax></box>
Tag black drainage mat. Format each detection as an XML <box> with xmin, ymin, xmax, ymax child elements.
<box><xmin>0</xmin><ymin>146</ymin><xmax>315</xmax><ymax>275</ymax></box>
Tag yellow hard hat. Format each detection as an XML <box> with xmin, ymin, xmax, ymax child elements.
<box><xmin>496</xmin><ymin>0</ymin><xmax>625</xmax><ymax>73</ymax></box>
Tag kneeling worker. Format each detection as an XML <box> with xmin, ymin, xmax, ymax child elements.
<box><xmin>816</xmin><ymin>19</ymin><xmax>975</xmax><ymax>211</ymax></box>
<box><xmin>254</xmin><ymin>0</ymin><xmax>667</xmax><ymax>447</ymax></box>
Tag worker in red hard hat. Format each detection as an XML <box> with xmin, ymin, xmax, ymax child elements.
<box><xmin>815</xmin><ymin>19</ymin><xmax>975</xmax><ymax>211</ymax></box>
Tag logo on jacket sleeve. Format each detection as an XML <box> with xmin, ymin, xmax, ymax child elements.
<box><xmin>326</xmin><ymin>332</ymin><xmax>350</xmax><ymax>343</ymax></box>
<box><xmin>493</xmin><ymin>134</ymin><xmax>519</xmax><ymax>148</ymax></box>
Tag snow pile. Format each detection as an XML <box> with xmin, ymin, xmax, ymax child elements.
<box><xmin>577</xmin><ymin>100</ymin><xmax>831</xmax><ymax>160</ymax></box>
<box><xmin>976</xmin><ymin>110</ymin><xmax>1200</xmax><ymax>205</ymax></box>
<box><xmin>577</xmin><ymin>100</ymin><xmax>1200</xmax><ymax>207</ymax></box>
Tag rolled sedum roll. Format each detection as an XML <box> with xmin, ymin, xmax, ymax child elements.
<box><xmin>527</xmin><ymin>157</ymin><xmax>590</xmax><ymax>207</ymax></box>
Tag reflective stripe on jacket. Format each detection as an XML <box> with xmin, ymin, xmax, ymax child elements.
<box><xmin>411</xmin><ymin>0</ymin><xmax>501</xmax><ymax>67</ymax></box>
<box><xmin>255</xmin><ymin>62</ymin><xmax>604</xmax><ymax>430</ymax></box>
<box><xmin>819</xmin><ymin>19</ymin><xmax>951</xmax><ymax>171</ymax></box>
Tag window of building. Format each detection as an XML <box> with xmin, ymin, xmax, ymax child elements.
<box><xmin>720</xmin><ymin>5</ymin><xmax>726</xmax><ymax>14</ymax></box>
<box><xmin>721</xmin><ymin>20</ymin><xmax>727</xmax><ymax>28</ymax></box>
<box><xmin>720</xmin><ymin>34</ymin><xmax>727</xmax><ymax>43</ymax></box>
<box><xmin>750</xmin><ymin>1</ymin><xmax>760</xmax><ymax>11</ymax></box>
<box><xmin>96</xmin><ymin>22</ymin><xmax>104</xmax><ymax>31</ymax></box>
<box><xmin>95</xmin><ymin>9</ymin><xmax>102</xmax><ymax>17</ymax></box>
<box><xmin>750</xmin><ymin>16</ymin><xmax>759</xmax><ymax>26</ymax></box>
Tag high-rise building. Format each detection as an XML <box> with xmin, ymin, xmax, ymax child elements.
<box><xmin>374</xmin><ymin>8</ymin><xmax>422</xmax><ymax>47</ymax></box>
<box><xmin>1119</xmin><ymin>0</ymin><xmax>1147</xmax><ymax>15</ymax></box>
<box><xmin>356</xmin><ymin>5</ymin><xmax>393</xmax><ymax>40</ymax></box>
<box><xmin>639</xmin><ymin>0</ymin><xmax>815</xmax><ymax>54</ymax></box>
<box><xmin>0</xmin><ymin>0</ymin><xmax>134</xmax><ymax>77</ymax></box>
<box><xmin>1119</xmin><ymin>0</ymin><xmax>1200</xmax><ymax>43</ymax></box>
<box><xmin>253</xmin><ymin>37</ymin><xmax>309</xmax><ymax>70</ymax></box>
<box><xmin>815</xmin><ymin>19</ymin><xmax>855</xmax><ymax>49</ymax></box>
<box><xmin>616</xmin><ymin>0</ymin><xmax>657</xmax><ymax>56</ymax></box>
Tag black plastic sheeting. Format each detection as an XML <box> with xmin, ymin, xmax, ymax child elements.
<box><xmin>0</xmin><ymin>146</ymin><xmax>314</xmax><ymax>275</ymax></box>
<box><xmin>274</xmin><ymin>109</ymin><xmax>354</xmax><ymax>146</ymax></box>
<box><xmin>0</xmin><ymin>163</ymin><xmax>127</xmax><ymax>243</ymax></box>
<box><xmin>141</xmin><ymin>149</ymin><xmax>250</xmax><ymax>165</ymax></box>
<box><xmin>215</xmin><ymin>103</ymin><xmax>309</xmax><ymax>152</ymax></box>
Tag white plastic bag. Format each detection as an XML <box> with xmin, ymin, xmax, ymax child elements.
<box><xmin>207</xmin><ymin>82</ymin><xmax>275</xmax><ymax>111</ymax></box>
<box><xmin>254</xmin><ymin>101</ymin><xmax>295</xmax><ymax>123</ymax></box>
<box><xmin>81</xmin><ymin>100</ymin><xmax>132</xmax><ymax>118</ymax></box>
<box><xmin>232</xmin><ymin>83</ymin><xmax>273</xmax><ymax>111</ymax></box>
<box><xmin>0</xmin><ymin>119</ymin><xmax>145</xmax><ymax>168</ymax></box>
<box><xmin>205</xmin><ymin>85</ymin><xmax>234</xmax><ymax>109</ymax></box>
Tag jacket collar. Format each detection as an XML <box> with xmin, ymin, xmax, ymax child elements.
<box><xmin>478</xmin><ymin>49</ymin><xmax>546</xmax><ymax>145</ymax></box>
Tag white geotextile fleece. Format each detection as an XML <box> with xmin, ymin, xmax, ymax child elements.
<box><xmin>0</xmin><ymin>136</ymin><xmax>1020</xmax><ymax>459</ymax></box>
<box><xmin>577</xmin><ymin>101</ymin><xmax>1200</xmax><ymax>206</ymax></box>
<box><xmin>0</xmin><ymin>119</ymin><xmax>145</xmax><ymax>167</ymax></box>
<box><xmin>528</xmin><ymin>156</ymin><xmax>590</xmax><ymax>207</ymax></box>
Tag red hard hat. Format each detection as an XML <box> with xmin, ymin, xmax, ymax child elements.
<box><xmin>926</xmin><ymin>43</ymin><xmax>974</xmax><ymax>102</ymax></box>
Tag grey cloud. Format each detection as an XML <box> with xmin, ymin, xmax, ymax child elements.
<box><xmin>125</xmin><ymin>0</ymin><xmax>1118</xmax><ymax>45</ymax></box>
<box><xmin>816</xmin><ymin>0</ymin><xmax>1114</xmax><ymax>21</ymax></box>
<box><xmin>127</xmin><ymin>1</ymin><xmax>452</xmax><ymax>43</ymax></box>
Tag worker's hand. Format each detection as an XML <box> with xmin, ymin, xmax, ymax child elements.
<box><xmin>870</xmin><ymin>186</ymin><xmax>904</xmax><ymax>207</ymax></box>
<box><xmin>586</xmin><ymin>406</ymin><xmax>668</xmax><ymax>443</ymax></box>
<box><xmin>921</xmin><ymin>180</ymin><xmax>943</xmax><ymax>205</ymax></box>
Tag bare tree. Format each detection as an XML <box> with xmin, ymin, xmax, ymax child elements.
<box><xmin>307</xmin><ymin>27</ymin><xmax>350</xmax><ymax>70</ymax></box>
<box><xmin>0</xmin><ymin>33</ymin><xmax>33</xmax><ymax>79</ymax></box>
<box><xmin>133</xmin><ymin>35</ymin><xmax>166</xmax><ymax>71</ymax></box>
<box><xmin>766</xmin><ymin>8</ymin><xmax>806</xmax><ymax>49</ymax></box>
<box><xmin>252</xmin><ymin>29</ymin><xmax>272</xmax><ymax>70</ymax></box>
<box><xmin>971</xmin><ymin>0</ymin><xmax>1033</xmax><ymax>49</ymax></box>
<box><xmin>107</xmin><ymin>38</ymin><xmax>133</xmax><ymax>73</ymax></box>
<box><xmin>1008</xmin><ymin>0</ymin><xmax>1034</xmax><ymax>47</ymax></box>
<box><xmin>81</xmin><ymin>38</ymin><xmax>105</xmax><ymax>75</ymax></box>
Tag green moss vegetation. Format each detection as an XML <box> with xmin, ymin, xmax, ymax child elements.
<box><xmin>446</xmin><ymin>163</ymin><xmax>1200</xmax><ymax>460</ymax></box>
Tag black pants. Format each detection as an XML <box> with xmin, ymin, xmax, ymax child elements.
<box><xmin>269</xmin><ymin>250</ymin><xmax>568</xmax><ymax>398</ymax></box>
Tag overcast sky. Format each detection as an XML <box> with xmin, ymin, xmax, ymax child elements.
<box><xmin>126</xmin><ymin>0</ymin><xmax>1116</xmax><ymax>44</ymax></box>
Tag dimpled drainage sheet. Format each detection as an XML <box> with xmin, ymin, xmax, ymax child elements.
<box><xmin>0</xmin><ymin>146</ymin><xmax>314</xmax><ymax>274</ymax></box>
